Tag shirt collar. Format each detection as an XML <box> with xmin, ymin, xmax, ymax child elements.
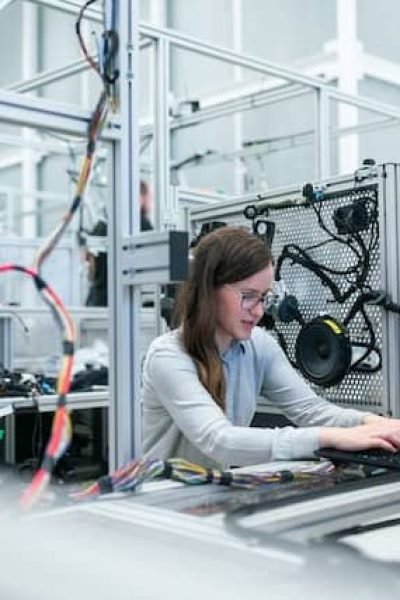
<box><xmin>220</xmin><ymin>339</ymin><xmax>245</xmax><ymax>359</ymax></box>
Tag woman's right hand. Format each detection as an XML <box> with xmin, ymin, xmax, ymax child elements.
<box><xmin>319</xmin><ymin>422</ymin><xmax>400</xmax><ymax>453</ymax></box>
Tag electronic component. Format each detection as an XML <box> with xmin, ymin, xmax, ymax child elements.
<box><xmin>265</xmin><ymin>280</ymin><xmax>301</xmax><ymax>323</ymax></box>
<box><xmin>295</xmin><ymin>316</ymin><xmax>352</xmax><ymax>387</ymax></box>
<box><xmin>243</xmin><ymin>204</ymin><xmax>275</xmax><ymax>246</ymax></box>
<box><xmin>333</xmin><ymin>199</ymin><xmax>370</xmax><ymax>235</ymax></box>
<box><xmin>302</xmin><ymin>182</ymin><xmax>327</xmax><ymax>203</ymax></box>
<box><xmin>190</xmin><ymin>221</ymin><xmax>227</xmax><ymax>248</ymax></box>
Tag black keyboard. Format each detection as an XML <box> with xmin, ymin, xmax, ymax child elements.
<box><xmin>315</xmin><ymin>447</ymin><xmax>400</xmax><ymax>470</ymax></box>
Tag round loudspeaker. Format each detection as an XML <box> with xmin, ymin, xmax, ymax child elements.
<box><xmin>295</xmin><ymin>316</ymin><xmax>352</xmax><ymax>387</ymax></box>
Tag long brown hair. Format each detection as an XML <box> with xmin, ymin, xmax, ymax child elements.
<box><xmin>174</xmin><ymin>226</ymin><xmax>273</xmax><ymax>410</ymax></box>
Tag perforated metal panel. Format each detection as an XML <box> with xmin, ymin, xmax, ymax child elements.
<box><xmin>266</xmin><ymin>185</ymin><xmax>382</xmax><ymax>410</ymax></box>
<box><xmin>189</xmin><ymin>167</ymin><xmax>400</xmax><ymax>416</ymax></box>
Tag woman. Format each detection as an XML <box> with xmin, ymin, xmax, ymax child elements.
<box><xmin>142</xmin><ymin>226</ymin><xmax>400</xmax><ymax>469</ymax></box>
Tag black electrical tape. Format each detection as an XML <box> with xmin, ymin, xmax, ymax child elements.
<box><xmin>279</xmin><ymin>470</ymin><xmax>295</xmax><ymax>483</ymax></box>
<box><xmin>12</xmin><ymin>264</ymin><xmax>25</xmax><ymax>273</ymax></box>
<box><xmin>63</xmin><ymin>340</ymin><xmax>75</xmax><ymax>356</ymax></box>
<box><xmin>98</xmin><ymin>475</ymin><xmax>114</xmax><ymax>494</ymax></box>
<box><xmin>219</xmin><ymin>472</ymin><xmax>233</xmax><ymax>486</ymax></box>
<box><xmin>57</xmin><ymin>394</ymin><xmax>67</xmax><ymax>407</ymax></box>
<box><xmin>41</xmin><ymin>454</ymin><xmax>56</xmax><ymax>473</ymax></box>
<box><xmin>71</xmin><ymin>196</ymin><xmax>81</xmax><ymax>213</ymax></box>
<box><xmin>87</xmin><ymin>139</ymin><xmax>96</xmax><ymax>155</ymax></box>
<box><xmin>34</xmin><ymin>274</ymin><xmax>46</xmax><ymax>291</ymax></box>
<box><xmin>163</xmin><ymin>461</ymin><xmax>173</xmax><ymax>479</ymax></box>
<box><xmin>102</xmin><ymin>31</ymin><xmax>120</xmax><ymax>84</ymax></box>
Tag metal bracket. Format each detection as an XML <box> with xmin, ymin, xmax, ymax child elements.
<box><xmin>121</xmin><ymin>230</ymin><xmax>188</xmax><ymax>285</ymax></box>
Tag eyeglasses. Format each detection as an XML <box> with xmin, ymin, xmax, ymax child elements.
<box><xmin>225</xmin><ymin>285</ymin><xmax>275</xmax><ymax>312</ymax></box>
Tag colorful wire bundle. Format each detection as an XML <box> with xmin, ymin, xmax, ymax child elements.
<box><xmin>0</xmin><ymin>1</ymin><xmax>119</xmax><ymax>510</ymax></box>
<box><xmin>32</xmin><ymin>89</ymin><xmax>109</xmax><ymax>272</ymax></box>
<box><xmin>76</xmin><ymin>0</ymin><xmax>119</xmax><ymax>90</ymax></box>
<box><xmin>70</xmin><ymin>458</ymin><xmax>166</xmax><ymax>500</ymax></box>
<box><xmin>33</xmin><ymin>0</ymin><xmax>118</xmax><ymax>273</ymax></box>
<box><xmin>0</xmin><ymin>265</ymin><xmax>75</xmax><ymax>510</ymax></box>
<box><xmin>70</xmin><ymin>457</ymin><xmax>335</xmax><ymax>501</ymax></box>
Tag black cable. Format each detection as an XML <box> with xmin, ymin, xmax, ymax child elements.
<box><xmin>272</xmin><ymin>187</ymin><xmax>383</xmax><ymax>378</ymax></box>
<box><xmin>344</xmin><ymin>301</ymin><xmax>381</xmax><ymax>372</ymax></box>
<box><xmin>275</xmin><ymin>245</ymin><xmax>357</xmax><ymax>304</ymax></box>
<box><xmin>76</xmin><ymin>0</ymin><xmax>100</xmax><ymax>75</ymax></box>
<box><xmin>311</xmin><ymin>200</ymin><xmax>363</xmax><ymax>263</ymax></box>
<box><xmin>276</xmin><ymin>329</ymin><xmax>299</xmax><ymax>368</ymax></box>
<box><xmin>101</xmin><ymin>29</ymin><xmax>119</xmax><ymax>86</ymax></box>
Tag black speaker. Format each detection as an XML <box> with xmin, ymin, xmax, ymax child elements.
<box><xmin>295</xmin><ymin>316</ymin><xmax>352</xmax><ymax>387</ymax></box>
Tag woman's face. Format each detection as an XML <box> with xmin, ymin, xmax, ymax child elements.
<box><xmin>214</xmin><ymin>264</ymin><xmax>274</xmax><ymax>352</ymax></box>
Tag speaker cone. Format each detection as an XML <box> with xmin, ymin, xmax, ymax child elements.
<box><xmin>295</xmin><ymin>316</ymin><xmax>351</xmax><ymax>387</ymax></box>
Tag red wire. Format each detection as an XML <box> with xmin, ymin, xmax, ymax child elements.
<box><xmin>0</xmin><ymin>264</ymin><xmax>74</xmax><ymax>509</ymax></box>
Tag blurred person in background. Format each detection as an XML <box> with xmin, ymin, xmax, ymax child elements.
<box><xmin>85</xmin><ymin>179</ymin><xmax>153</xmax><ymax>306</ymax></box>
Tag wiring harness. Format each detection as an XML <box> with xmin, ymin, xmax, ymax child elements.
<box><xmin>0</xmin><ymin>0</ymin><xmax>119</xmax><ymax>510</ymax></box>
<box><xmin>268</xmin><ymin>184</ymin><xmax>385</xmax><ymax>377</ymax></box>
<box><xmin>0</xmin><ymin>266</ymin><xmax>75</xmax><ymax>509</ymax></box>
<box><xmin>70</xmin><ymin>457</ymin><xmax>335</xmax><ymax>500</ymax></box>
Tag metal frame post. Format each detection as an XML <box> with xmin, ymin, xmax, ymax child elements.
<box><xmin>380</xmin><ymin>165</ymin><xmax>400</xmax><ymax>416</ymax></box>
<box><xmin>153</xmin><ymin>36</ymin><xmax>171</xmax><ymax>229</ymax></box>
<box><xmin>108</xmin><ymin>0</ymin><xmax>141</xmax><ymax>470</ymax></box>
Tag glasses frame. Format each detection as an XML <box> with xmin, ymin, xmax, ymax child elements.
<box><xmin>225</xmin><ymin>284</ymin><xmax>275</xmax><ymax>312</ymax></box>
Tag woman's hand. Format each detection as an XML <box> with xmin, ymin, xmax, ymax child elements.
<box><xmin>362</xmin><ymin>414</ymin><xmax>400</xmax><ymax>428</ymax></box>
<box><xmin>319</xmin><ymin>419</ymin><xmax>400</xmax><ymax>453</ymax></box>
